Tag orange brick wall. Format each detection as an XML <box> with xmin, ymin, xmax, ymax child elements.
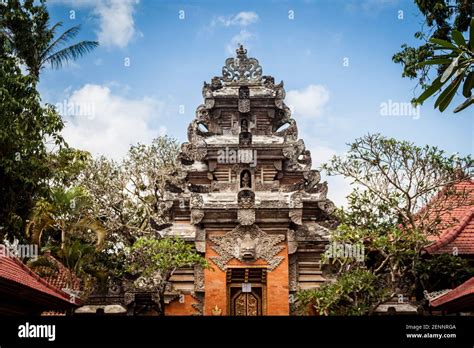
<box><xmin>204</xmin><ymin>234</ymin><xmax>289</xmax><ymax>315</ymax></box>
<box><xmin>265</xmin><ymin>246</ymin><xmax>289</xmax><ymax>315</ymax></box>
<box><xmin>165</xmin><ymin>294</ymin><xmax>200</xmax><ymax>316</ymax></box>
<box><xmin>204</xmin><ymin>240</ymin><xmax>228</xmax><ymax>315</ymax></box>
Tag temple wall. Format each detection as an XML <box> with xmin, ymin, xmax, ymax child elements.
<box><xmin>203</xmin><ymin>235</ymin><xmax>228</xmax><ymax>315</ymax></box>
<box><xmin>165</xmin><ymin>294</ymin><xmax>200</xmax><ymax>316</ymax></box>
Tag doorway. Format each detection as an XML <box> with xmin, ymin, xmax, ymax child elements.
<box><xmin>227</xmin><ymin>267</ymin><xmax>266</xmax><ymax>316</ymax></box>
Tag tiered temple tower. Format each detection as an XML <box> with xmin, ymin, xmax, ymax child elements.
<box><xmin>162</xmin><ymin>45</ymin><xmax>336</xmax><ymax>316</ymax></box>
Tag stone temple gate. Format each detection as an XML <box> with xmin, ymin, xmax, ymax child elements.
<box><xmin>161</xmin><ymin>45</ymin><xmax>337</xmax><ymax>316</ymax></box>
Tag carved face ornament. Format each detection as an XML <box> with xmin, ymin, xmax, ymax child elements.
<box><xmin>236</xmin><ymin>233</ymin><xmax>259</xmax><ymax>260</ymax></box>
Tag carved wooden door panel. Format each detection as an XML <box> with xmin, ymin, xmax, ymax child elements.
<box><xmin>230</xmin><ymin>289</ymin><xmax>262</xmax><ymax>316</ymax></box>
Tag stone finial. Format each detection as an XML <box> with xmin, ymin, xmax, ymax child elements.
<box><xmin>222</xmin><ymin>45</ymin><xmax>262</xmax><ymax>83</ymax></box>
<box><xmin>236</xmin><ymin>44</ymin><xmax>247</xmax><ymax>57</ymax></box>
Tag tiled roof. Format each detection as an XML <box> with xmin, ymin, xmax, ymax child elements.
<box><xmin>424</xmin><ymin>180</ymin><xmax>474</xmax><ymax>255</ymax></box>
<box><xmin>35</xmin><ymin>252</ymin><xmax>81</xmax><ymax>292</ymax></box>
<box><xmin>430</xmin><ymin>277</ymin><xmax>474</xmax><ymax>308</ymax></box>
<box><xmin>0</xmin><ymin>245</ymin><xmax>81</xmax><ymax>305</ymax></box>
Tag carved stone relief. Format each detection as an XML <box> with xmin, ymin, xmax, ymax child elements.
<box><xmin>288</xmin><ymin>255</ymin><xmax>298</xmax><ymax>292</ymax></box>
<box><xmin>237</xmin><ymin>209</ymin><xmax>255</xmax><ymax>226</ymax></box>
<box><xmin>289</xmin><ymin>209</ymin><xmax>303</xmax><ymax>225</ymax></box>
<box><xmin>194</xmin><ymin>264</ymin><xmax>205</xmax><ymax>292</ymax></box>
<box><xmin>209</xmin><ymin>224</ymin><xmax>285</xmax><ymax>271</ymax></box>
<box><xmin>190</xmin><ymin>193</ymin><xmax>204</xmax><ymax>209</ymax></box>
<box><xmin>287</xmin><ymin>229</ymin><xmax>298</xmax><ymax>255</ymax></box>
<box><xmin>238</xmin><ymin>189</ymin><xmax>255</xmax><ymax>209</ymax></box>
<box><xmin>222</xmin><ymin>45</ymin><xmax>263</xmax><ymax>83</ymax></box>
<box><xmin>191</xmin><ymin>209</ymin><xmax>204</xmax><ymax>225</ymax></box>
<box><xmin>238</xmin><ymin>99</ymin><xmax>250</xmax><ymax>113</ymax></box>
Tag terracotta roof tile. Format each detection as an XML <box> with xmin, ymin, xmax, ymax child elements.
<box><xmin>0</xmin><ymin>245</ymin><xmax>81</xmax><ymax>305</ymax></box>
<box><xmin>35</xmin><ymin>253</ymin><xmax>82</xmax><ymax>292</ymax></box>
<box><xmin>430</xmin><ymin>277</ymin><xmax>474</xmax><ymax>308</ymax></box>
<box><xmin>424</xmin><ymin>180</ymin><xmax>474</xmax><ymax>255</ymax></box>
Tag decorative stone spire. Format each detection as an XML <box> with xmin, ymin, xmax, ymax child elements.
<box><xmin>222</xmin><ymin>44</ymin><xmax>263</xmax><ymax>83</ymax></box>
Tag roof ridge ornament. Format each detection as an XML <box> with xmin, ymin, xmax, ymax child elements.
<box><xmin>222</xmin><ymin>44</ymin><xmax>262</xmax><ymax>83</ymax></box>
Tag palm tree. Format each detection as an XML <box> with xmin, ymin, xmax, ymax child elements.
<box><xmin>1</xmin><ymin>1</ymin><xmax>98</xmax><ymax>79</ymax></box>
<box><xmin>26</xmin><ymin>187</ymin><xmax>107</xmax><ymax>250</ymax></box>
<box><xmin>34</xmin><ymin>22</ymin><xmax>99</xmax><ymax>78</ymax></box>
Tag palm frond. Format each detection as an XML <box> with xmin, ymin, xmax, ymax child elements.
<box><xmin>48</xmin><ymin>22</ymin><xmax>64</xmax><ymax>37</ymax></box>
<box><xmin>41</xmin><ymin>24</ymin><xmax>81</xmax><ymax>62</ymax></box>
<box><xmin>44</xmin><ymin>40</ymin><xmax>99</xmax><ymax>70</ymax></box>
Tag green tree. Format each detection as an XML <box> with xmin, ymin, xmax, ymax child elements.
<box><xmin>416</xmin><ymin>253</ymin><xmax>474</xmax><ymax>292</ymax></box>
<box><xmin>26</xmin><ymin>186</ymin><xmax>106</xmax><ymax>250</ymax></box>
<box><xmin>75</xmin><ymin>137</ymin><xmax>185</xmax><ymax>291</ymax></box>
<box><xmin>79</xmin><ymin>136</ymin><xmax>181</xmax><ymax>241</ymax></box>
<box><xmin>128</xmin><ymin>236</ymin><xmax>209</xmax><ymax>316</ymax></box>
<box><xmin>393</xmin><ymin>1</ymin><xmax>473</xmax><ymax>113</ymax></box>
<box><xmin>1</xmin><ymin>0</ymin><xmax>98</xmax><ymax>79</ymax></box>
<box><xmin>0</xmin><ymin>35</ymin><xmax>64</xmax><ymax>239</ymax></box>
<box><xmin>297</xmin><ymin>269</ymin><xmax>390</xmax><ymax>316</ymax></box>
<box><xmin>298</xmin><ymin>134</ymin><xmax>472</xmax><ymax>315</ymax></box>
<box><xmin>414</xmin><ymin>18</ymin><xmax>474</xmax><ymax>112</ymax></box>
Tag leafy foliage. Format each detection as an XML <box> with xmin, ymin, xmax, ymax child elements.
<box><xmin>298</xmin><ymin>134</ymin><xmax>472</xmax><ymax>315</ymax></box>
<box><xmin>297</xmin><ymin>269</ymin><xmax>390</xmax><ymax>316</ymax></box>
<box><xmin>416</xmin><ymin>253</ymin><xmax>474</xmax><ymax>292</ymax></box>
<box><xmin>128</xmin><ymin>236</ymin><xmax>208</xmax><ymax>279</ymax></box>
<box><xmin>414</xmin><ymin>19</ymin><xmax>474</xmax><ymax>112</ymax></box>
<box><xmin>128</xmin><ymin>236</ymin><xmax>208</xmax><ymax>315</ymax></box>
<box><xmin>1</xmin><ymin>0</ymin><xmax>98</xmax><ymax>79</ymax></box>
<box><xmin>0</xmin><ymin>35</ymin><xmax>65</xmax><ymax>239</ymax></box>
<box><xmin>78</xmin><ymin>136</ymin><xmax>181</xmax><ymax>241</ymax></box>
<box><xmin>393</xmin><ymin>0</ymin><xmax>471</xmax><ymax>91</ymax></box>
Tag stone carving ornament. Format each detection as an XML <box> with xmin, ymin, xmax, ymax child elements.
<box><xmin>209</xmin><ymin>224</ymin><xmax>285</xmax><ymax>271</ymax></box>
<box><xmin>289</xmin><ymin>192</ymin><xmax>303</xmax><ymax>209</ymax></box>
<box><xmin>238</xmin><ymin>189</ymin><xmax>255</xmax><ymax>209</ymax></box>
<box><xmin>189</xmin><ymin>193</ymin><xmax>204</xmax><ymax>225</ymax></box>
<box><xmin>222</xmin><ymin>45</ymin><xmax>263</xmax><ymax>83</ymax></box>
<box><xmin>238</xmin><ymin>99</ymin><xmax>251</xmax><ymax>113</ymax></box>
<box><xmin>237</xmin><ymin>209</ymin><xmax>255</xmax><ymax>226</ymax></box>
<box><xmin>194</xmin><ymin>264</ymin><xmax>205</xmax><ymax>292</ymax></box>
<box><xmin>287</xmin><ymin>229</ymin><xmax>298</xmax><ymax>255</ymax></box>
<box><xmin>191</xmin><ymin>209</ymin><xmax>205</xmax><ymax>225</ymax></box>
<box><xmin>289</xmin><ymin>209</ymin><xmax>303</xmax><ymax>225</ymax></box>
<box><xmin>181</xmin><ymin>142</ymin><xmax>207</xmax><ymax>161</ymax></box>
<box><xmin>190</xmin><ymin>193</ymin><xmax>204</xmax><ymax>208</ymax></box>
<box><xmin>289</xmin><ymin>256</ymin><xmax>298</xmax><ymax>292</ymax></box>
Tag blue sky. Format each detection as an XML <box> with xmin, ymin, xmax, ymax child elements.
<box><xmin>42</xmin><ymin>0</ymin><xmax>473</xmax><ymax>206</ymax></box>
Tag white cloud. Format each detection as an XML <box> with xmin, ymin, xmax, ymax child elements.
<box><xmin>226</xmin><ymin>30</ymin><xmax>255</xmax><ymax>55</ymax></box>
<box><xmin>60</xmin><ymin>84</ymin><xmax>166</xmax><ymax>159</ymax></box>
<box><xmin>94</xmin><ymin>0</ymin><xmax>137</xmax><ymax>48</ymax></box>
<box><xmin>214</xmin><ymin>11</ymin><xmax>259</xmax><ymax>27</ymax></box>
<box><xmin>286</xmin><ymin>84</ymin><xmax>330</xmax><ymax>118</ymax></box>
<box><xmin>52</xmin><ymin>0</ymin><xmax>138</xmax><ymax>48</ymax></box>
